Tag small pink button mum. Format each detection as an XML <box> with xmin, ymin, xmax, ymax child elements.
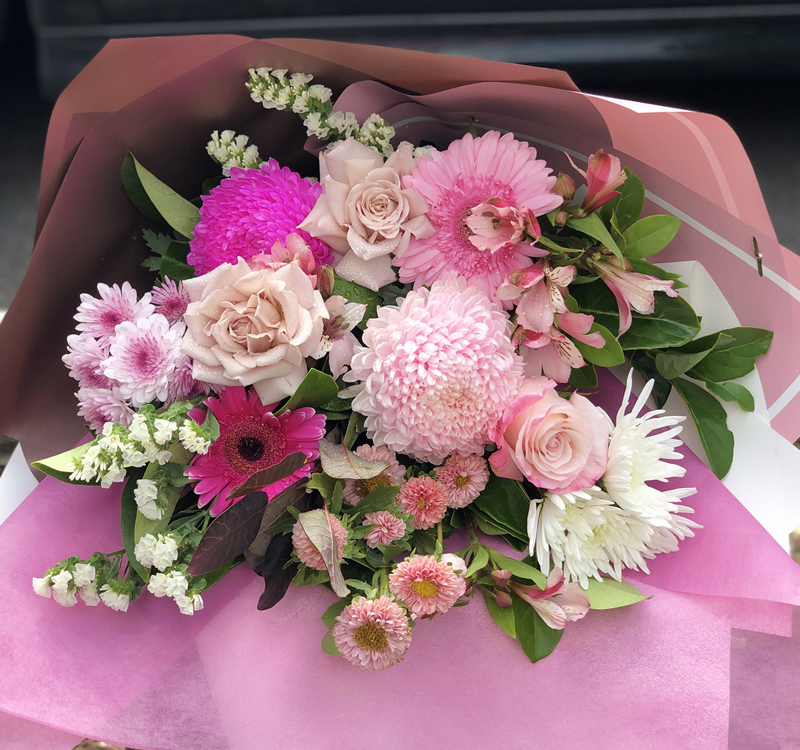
<box><xmin>291</xmin><ymin>510</ymin><xmax>348</xmax><ymax>571</ymax></box>
<box><xmin>396</xmin><ymin>476</ymin><xmax>448</xmax><ymax>530</ymax></box>
<box><xmin>388</xmin><ymin>555</ymin><xmax>467</xmax><ymax>618</ymax></box>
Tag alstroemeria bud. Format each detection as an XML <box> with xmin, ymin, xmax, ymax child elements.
<box><xmin>491</xmin><ymin>568</ymin><xmax>513</xmax><ymax>588</ymax></box>
<box><xmin>554</xmin><ymin>210</ymin><xmax>568</xmax><ymax>227</ymax></box>
<box><xmin>554</xmin><ymin>172</ymin><xmax>576</xmax><ymax>203</ymax></box>
<box><xmin>314</xmin><ymin>264</ymin><xmax>335</xmax><ymax>298</ymax></box>
<box><xmin>568</xmin><ymin>150</ymin><xmax>626</xmax><ymax>214</ymax></box>
<box><xmin>494</xmin><ymin>590</ymin><xmax>513</xmax><ymax>608</ymax></box>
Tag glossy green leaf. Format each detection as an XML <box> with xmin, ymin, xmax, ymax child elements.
<box><xmin>655</xmin><ymin>332</ymin><xmax>724</xmax><ymax>381</ymax></box>
<box><xmin>343</xmin><ymin>411</ymin><xmax>365</xmax><ymax>450</ymax></box>
<box><xmin>471</xmin><ymin>475</ymin><xmax>532</xmax><ymax>544</ymax></box>
<box><xmin>332</xmin><ymin>274</ymin><xmax>380</xmax><ymax>329</ymax></box>
<box><xmin>321</xmin><ymin>630</ymin><xmax>341</xmax><ymax>656</ymax></box>
<box><xmin>275</xmin><ymin>369</ymin><xmax>339</xmax><ymax>415</ymax></box>
<box><xmin>573</xmin><ymin>322</ymin><xmax>624</xmax><ymax>367</ymax></box>
<box><xmin>672</xmin><ymin>377</ymin><xmax>734</xmax><ymax>478</ymax></box>
<box><xmin>307</xmin><ymin>472</ymin><xmax>336</xmax><ymax>500</ymax></box>
<box><xmin>622</xmin><ymin>215</ymin><xmax>681</xmax><ymax>259</ymax></box>
<box><xmin>568</xmin><ymin>363</ymin><xmax>598</xmax><ymax>389</ymax></box>
<box><xmin>120</xmin><ymin>467</ymin><xmax>148</xmax><ymax>582</ymax></box>
<box><xmin>585</xmin><ymin>578</ymin><xmax>649</xmax><ymax>609</ymax></box>
<box><xmin>466</xmin><ymin>546</ymin><xmax>490</xmax><ymax>578</ymax></box>
<box><xmin>481</xmin><ymin>588</ymin><xmax>516</xmax><ymax>638</ymax></box>
<box><xmin>705</xmin><ymin>381</ymin><xmax>755</xmax><ymax>412</ymax></box>
<box><xmin>629</xmin><ymin>350</ymin><xmax>672</xmax><ymax>409</ymax></box>
<box><xmin>567</xmin><ymin>212</ymin><xmax>623</xmax><ymax>259</ymax></box>
<box><xmin>607</xmin><ymin>166</ymin><xmax>645</xmax><ymax>233</ymax></box>
<box><xmin>321</xmin><ymin>597</ymin><xmax>349</xmax><ymax>630</ymax></box>
<box><xmin>685</xmin><ymin>327</ymin><xmax>773</xmax><ymax>383</ymax></box>
<box><xmin>33</xmin><ymin>444</ymin><xmax>93</xmax><ymax>484</ymax></box>
<box><xmin>512</xmin><ymin>595</ymin><xmax>563</xmax><ymax>662</ymax></box>
<box><xmin>488</xmin><ymin>549</ymin><xmax>547</xmax><ymax>588</ymax></box>
<box><xmin>345</xmin><ymin>485</ymin><xmax>401</xmax><ymax>516</ymax></box>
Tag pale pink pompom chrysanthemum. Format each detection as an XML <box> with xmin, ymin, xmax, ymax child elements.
<box><xmin>74</xmin><ymin>282</ymin><xmax>154</xmax><ymax>344</ymax></box>
<box><xmin>342</xmin><ymin>444</ymin><xmax>406</xmax><ymax>506</ymax></box>
<box><xmin>396</xmin><ymin>476</ymin><xmax>449</xmax><ymax>530</ymax></box>
<box><xmin>150</xmin><ymin>278</ymin><xmax>191</xmax><ymax>325</ymax></box>
<box><xmin>63</xmin><ymin>333</ymin><xmax>113</xmax><ymax>389</ymax></box>
<box><xmin>396</xmin><ymin>131</ymin><xmax>562</xmax><ymax>302</ymax></box>
<box><xmin>332</xmin><ymin>596</ymin><xmax>411</xmax><ymax>671</ymax></box>
<box><xmin>388</xmin><ymin>555</ymin><xmax>467</xmax><ymax>618</ymax></box>
<box><xmin>76</xmin><ymin>387</ymin><xmax>134</xmax><ymax>431</ymax></box>
<box><xmin>362</xmin><ymin>511</ymin><xmax>407</xmax><ymax>548</ymax></box>
<box><xmin>436</xmin><ymin>454</ymin><xmax>490</xmax><ymax>509</ymax></box>
<box><xmin>103</xmin><ymin>315</ymin><xmax>185</xmax><ymax>407</ymax></box>
<box><xmin>292</xmin><ymin>510</ymin><xmax>348</xmax><ymax>571</ymax></box>
<box><xmin>187</xmin><ymin>161</ymin><xmax>334</xmax><ymax>275</ymax></box>
<box><xmin>345</xmin><ymin>277</ymin><xmax>523</xmax><ymax>464</ymax></box>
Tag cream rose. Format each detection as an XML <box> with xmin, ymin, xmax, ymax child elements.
<box><xmin>181</xmin><ymin>257</ymin><xmax>328</xmax><ymax>405</ymax></box>
<box><xmin>299</xmin><ymin>138</ymin><xmax>433</xmax><ymax>291</ymax></box>
<box><xmin>489</xmin><ymin>377</ymin><xmax>608</xmax><ymax>492</ymax></box>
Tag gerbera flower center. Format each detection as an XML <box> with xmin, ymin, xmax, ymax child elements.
<box><xmin>223</xmin><ymin>415</ymin><xmax>287</xmax><ymax>475</ymax></box>
<box><xmin>411</xmin><ymin>579</ymin><xmax>439</xmax><ymax>598</ymax></box>
<box><xmin>353</xmin><ymin>622</ymin><xmax>389</xmax><ymax>651</ymax></box>
<box><xmin>353</xmin><ymin>472</ymin><xmax>390</xmax><ymax>499</ymax></box>
<box><xmin>453</xmin><ymin>474</ymin><xmax>471</xmax><ymax>489</ymax></box>
<box><xmin>237</xmin><ymin>436</ymin><xmax>265</xmax><ymax>462</ymax></box>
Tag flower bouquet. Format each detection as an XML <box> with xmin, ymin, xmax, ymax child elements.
<box><xmin>1</xmin><ymin>37</ymin><xmax>799</xmax><ymax>750</ymax></box>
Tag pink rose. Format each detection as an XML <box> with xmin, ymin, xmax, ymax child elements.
<box><xmin>489</xmin><ymin>377</ymin><xmax>608</xmax><ymax>492</ymax></box>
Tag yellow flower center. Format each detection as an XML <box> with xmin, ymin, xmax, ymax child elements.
<box><xmin>353</xmin><ymin>472</ymin><xmax>390</xmax><ymax>499</ymax></box>
<box><xmin>411</xmin><ymin>579</ymin><xmax>439</xmax><ymax>598</ymax></box>
<box><xmin>353</xmin><ymin>622</ymin><xmax>389</xmax><ymax>651</ymax></box>
<box><xmin>417</xmin><ymin>498</ymin><xmax>427</xmax><ymax>509</ymax></box>
<box><xmin>453</xmin><ymin>474</ymin><xmax>470</xmax><ymax>489</ymax></box>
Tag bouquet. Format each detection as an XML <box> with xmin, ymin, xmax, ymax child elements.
<box><xmin>1</xmin><ymin>37</ymin><xmax>799</xmax><ymax>750</ymax></box>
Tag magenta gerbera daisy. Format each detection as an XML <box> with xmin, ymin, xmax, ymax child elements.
<box><xmin>388</xmin><ymin>555</ymin><xmax>467</xmax><ymax>618</ymax></box>
<box><xmin>150</xmin><ymin>278</ymin><xmax>190</xmax><ymax>325</ymax></box>
<box><xmin>396</xmin><ymin>476</ymin><xmax>448</xmax><ymax>530</ymax></box>
<box><xmin>187</xmin><ymin>160</ymin><xmax>334</xmax><ymax>275</ymax></box>
<box><xmin>185</xmin><ymin>386</ymin><xmax>326</xmax><ymax>516</ymax></box>
<box><xmin>332</xmin><ymin>596</ymin><xmax>411</xmax><ymax>671</ymax></box>
<box><xmin>74</xmin><ymin>282</ymin><xmax>154</xmax><ymax>344</ymax></box>
<box><xmin>397</xmin><ymin>131</ymin><xmax>562</xmax><ymax>301</ymax></box>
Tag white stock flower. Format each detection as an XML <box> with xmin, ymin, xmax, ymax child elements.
<box><xmin>79</xmin><ymin>582</ymin><xmax>101</xmax><ymax>606</ymax></box>
<box><xmin>72</xmin><ymin>563</ymin><xmax>96</xmax><ymax>588</ymax></box>
<box><xmin>178</xmin><ymin>420</ymin><xmax>210</xmax><ymax>455</ymax></box>
<box><xmin>147</xmin><ymin>572</ymin><xmax>170</xmax><ymax>598</ymax></box>
<box><xmin>53</xmin><ymin>587</ymin><xmax>78</xmax><ymax>607</ymax></box>
<box><xmin>175</xmin><ymin>593</ymin><xmax>204</xmax><ymax>616</ymax></box>
<box><xmin>50</xmin><ymin>569</ymin><xmax>73</xmax><ymax>594</ymax></box>
<box><xmin>134</xmin><ymin>479</ymin><xmax>161</xmax><ymax>521</ymax></box>
<box><xmin>164</xmin><ymin>571</ymin><xmax>189</xmax><ymax>599</ymax></box>
<box><xmin>32</xmin><ymin>576</ymin><xmax>52</xmax><ymax>598</ymax></box>
<box><xmin>100</xmin><ymin>586</ymin><xmax>130</xmax><ymax>612</ymax></box>
<box><xmin>151</xmin><ymin>535</ymin><xmax>179</xmax><ymax>572</ymax></box>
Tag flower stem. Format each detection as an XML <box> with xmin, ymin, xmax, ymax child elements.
<box><xmin>465</xmin><ymin>513</ymin><xmax>481</xmax><ymax>545</ymax></box>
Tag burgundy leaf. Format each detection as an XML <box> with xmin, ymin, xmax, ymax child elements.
<box><xmin>248</xmin><ymin>480</ymin><xmax>309</xmax><ymax>557</ymax></box>
<box><xmin>245</xmin><ymin>536</ymin><xmax>296</xmax><ymax>611</ymax></box>
<box><xmin>228</xmin><ymin>451</ymin><xmax>307</xmax><ymax>500</ymax></box>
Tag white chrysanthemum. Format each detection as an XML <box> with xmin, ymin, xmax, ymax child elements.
<box><xmin>603</xmin><ymin>373</ymin><xmax>695</xmax><ymax>526</ymax></box>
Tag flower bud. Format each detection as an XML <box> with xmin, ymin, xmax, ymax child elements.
<box><xmin>554</xmin><ymin>172</ymin><xmax>576</xmax><ymax>203</ymax></box>
<box><xmin>554</xmin><ymin>211</ymin><xmax>568</xmax><ymax>228</ymax></box>
<box><xmin>494</xmin><ymin>590</ymin><xmax>513</xmax><ymax>608</ymax></box>
<box><xmin>314</xmin><ymin>264</ymin><xmax>335</xmax><ymax>298</ymax></box>
<box><xmin>491</xmin><ymin>568</ymin><xmax>513</xmax><ymax>588</ymax></box>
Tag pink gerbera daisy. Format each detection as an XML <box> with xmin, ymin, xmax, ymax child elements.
<box><xmin>187</xmin><ymin>160</ymin><xmax>333</xmax><ymax>275</ymax></box>
<box><xmin>396</xmin><ymin>476</ymin><xmax>449</xmax><ymax>530</ymax></box>
<box><xmin>291</xmin><ymin>510</ymin><xmax>348</xmax><ymax>571</ymax></box>
<box><xmin>436</xmin><ymin>454</ymin><xmax>490</xmax><ymax>509</ymax></box>
<box><xmin>362</xmin><ymin>511</ymin><xmax>407</xmax><ymax>548</ymax></box>
<box><xmin>150</xmin><ymin>278</ymin><xmax>191</xmax><ymax>325</ymax></box>
<box><xmin>76</xmin><ymin>387</ymin><xmax>134</xmax><ymax>431</ymax></box>
<box><xmin>63</xmin><ymin>333</ymin><xmax>113</xmax><ymax>390</ymax></box>
<box><xmin>74</xmin><ymin>282</ymin><xmax>154</xmax><ymax>344</ymax></box>
<box><xmin>397</xmin><ymin>131</ymin><xmax>562</xmax><ymax>301</ymax></box>
<box><xmin>342</xmin><ymin>444</ymin><xmax>406</xmax><ymax>506</ymax></box>
<box><xmin>185</xmin><ymin>386</ymin><xmax>326</xmax><ymax>516</ymax></box>
<box><xmin>332</xmin><ymin>596</ymin><xmax>411</xmax><ymax>670</ymax></box>
<box><xmin>388</xmin><ymin>555</ymin><xmax>467</xmax><ymax>618</ymax></box>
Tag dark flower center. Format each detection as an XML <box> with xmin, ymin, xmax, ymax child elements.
<box><xmin>223</xmin><ymin>415</ymin><xmax>287</xmax><ymax>475</ymax></box>
<box><xmin>237</xmin><ymin>436</ymin><xmax>265</xmax><ymax>463</ymax></box>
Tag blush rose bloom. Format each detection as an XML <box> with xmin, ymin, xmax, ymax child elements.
<box><xmin>181</xmin><ymin>257</ymin><xmax>328</xmax><ymax>405</ymax></box>
<box><xmin>299</xmin><ymin>138</ymin><xmax>434</xmax><ymax>291</ymax></box>
<box><xmin>489</xmin><ymin>376</ymin><xmax>609</xmax><ymax>492</ymax></box>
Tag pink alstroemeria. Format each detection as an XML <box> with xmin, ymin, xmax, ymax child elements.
<box><xmin>313</xmin><ymin>295</ymin><xmax>367</xmax><ymax>379</ymax></box>
<box><xmin>497</xmin><ymin>261</ymin><xmax>576</xmax><ymax>333</ymax></box>
<box><xmin>249</xmin><ymin>232</ymin><xmax>317</xmax><ymax>281</ymax></box>
<box><xmin>568</xmin><ymin>150</ymin><xmax>627</xmax><ymax>214</ymax></box>
<box><xmin>517</xmin><ymin>312</ymin><xmax>604</xmax><ymax>383</ymax></box>
<box><xmin>593</xmin><ymin>255</ymin><xmax>679</xmax><ymax>335</ymax></box>
<box><xmin>465</xmin><ymin>198</ymin><xmax>545</xmax><ymax>255</ymax></box>
<box><xmin>509</xmin><ymin>567</ymin><xmax>590</xmax><ymax>630</ymax></box>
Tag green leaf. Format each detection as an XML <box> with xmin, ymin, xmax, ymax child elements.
<box><xmin>332</xmin><ymin>274</ymin><xmax>381</xmax><ymax>330</ymax></box>
<box><xmin>120</xmin><ymin>467</ymin><xmax>149</xmax><ymax>582</ymax></box>
<box><xmin>606</xmin><ymin>166</ymin><xmax>645</xmax><ymax>233</ymax></box>
<box><xmin>567</xmin><ymin>213</ymin><xmax>623</xmax><ymax>260</ymax></box>
<box><xmin>672</xmin><ymin>377</ymin><xmax>734</xmax><ymax>478</ymax></box>
<box><xmin>32</xmin><ymin>444</ymin><xmax>93</xmax><ymax>484</ymax></box>
<box><xmin>122</xmin><ymin>153</ymin><xmax>200</xmax><ymax>238</ymax></box>
<box><xmin>629</xmin><ymin>350</ymin><xmax>672</xmax><ymax>409</ymax></box>
<box><xmin>161</xmin><ymin>251</ymin><xmax>194</xmax><ymax>282</ymax></box>
<box><xmin>275</xmin><ymin>369</ymin><xmax>339</xmax><ymax>415</ymax></box>
<box><xmin>471</xmin><ymin>475</ymin><xmax>532</xmax><ymax>544</ymax></box>
<box><xmin>685</xmin><ymin>327</ymin><xmax>773</xmax><ymax>383</ymax></box>
<box><xmin>343</xmin><ymin>411</ymin><xmax>365</xmax><ymax>450</ymax></box>
<box><xmin>308</xmin><ymin>472</ymin><xmax>336</xmax><ymax>500</ymax></box>
<box><xmin>345</xmin><ymin>485</ymin><xmax>401</xmax><ymax>516</ymax></box>
<box><xmin>487</xmin><ymin>549</ymin><xmax>547</xmax><ymax>588</ymax></box>
<box><xmin>330</xmin><ymin>481</ymin><xmax>344</xmax><ymax>516</ymax></box>
<box><xmin>298</xmin><ymin>509</ymin><xmax>350</xmax><ymax>597</ymax></box>
<box><xmin>471</xmin><ymin>510</ymin><xmax>512</xmax><ymax>538</ymax></box>
<box><xmin>321</xmin><ymin>597</ymin><xmax>349</xmax><ymax>630</ymax></box>
<box><xmin>572</xmin><ymin>322</ymin><xmax>624</xmax><ymax>367</ymax></box>
<box><xmin>134</xmin><ymin>483</ymin><xmax>181</xmax><ymax>544</ymax></box>
<box><xmin>622</xmin><ymin>215</ymin><xmax>681</xmax><ymax>259</ymax></box>
<box><xmin>319</xmin><ymin>394</ymin><xmax>353</xmax><ymax>413</ymax></box>
<box><xmin>466</xmin><ymin>546</ymin><xmax>490</xmax><ymax>577</ymax></box>
<box><xmin>512</xmin><ymin>595</ymin><xmax>563</xmax><ymax>663</ymax></box>
<box><xmin>655</xmin><ymin>332</ymin><xmax>724</xmax><ymax>381</ymax></box>
<box><xmin>481</xmin><ymin>588</ymin><xmax>516</xmax><ymax>638</ymax></box>
<box><xmin>568</xmin><ymin>363</ymin><xmax>598</xmax><ymax>389</ymax></box>
<box><xmin>142</xmin><ymin>229</ymin><xmax>171</xmax><ymax>257</ymax></box>
<box><xmin>705</xmin><ymin>381</ymin><xmax>755</xmax><ymax>412</ymax></box>
<box><xmin>585</xmin><ymin>578</ymin><xmax>650</xmax><ymax>609</ymax></box>
<box><xmin>321</xmin><ymin>630</ymin><xmax>341</xmax><ymax>656</ymax></box>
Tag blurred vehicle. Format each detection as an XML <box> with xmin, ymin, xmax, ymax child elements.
<box><xmin>22</xmin><ymin>0</ymin><xmax>800</xmax><ymax>98</ymax></box>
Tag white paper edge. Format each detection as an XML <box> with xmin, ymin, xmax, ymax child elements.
<box><xmin>0</xmin><ymin>444</ymin><xmax>38</xmax><ymax>526</ymax></box>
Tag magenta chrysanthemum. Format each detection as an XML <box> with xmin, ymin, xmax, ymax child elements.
<box><xmin>74</xmin><ymin>282</ymin><xmax>154</xmax><ymax>344</ymax></box>
<box><xmin>342</xmin><ymin>444</ymin><xmax>406</xmax><ymax>506</ymax></box>
<box><xmin>102</xmin><ymin>315</ymin><xmax>185</xmax><ymax>407</ymax></box>
<box><xmin>151</xmin><ymin>278</ymin><xmax>190</xmax><ymax>325</ymax></box>
<box><xmin>396</xmin><ymin>476</ymin><xmax>448</xmax><ymax>530</ymax></box>
<box><xmin>332</xmin><ymin>596</ymin><xmax>411</xmax><ymax>671</ymax></box>
<box><xmin>185</xmin><ymin>386</ymin><xmax>326</xmax><ymax>516</ymax></box>
<box><xmin>292</xmin><ymin>510</ymin><xmax>348</xmax><ymax>571</ymax></box>
<box><xmin>63</xmin><ymin>333</ymin><xmax>112</xmax><ymax>390</ymax></box>
<box><xmin>397</xmin><ymin>131</ymin><xmax>561</xmax><ymax>300</ymax></box>
<box><xmin>76</xmin><ymin>387</ymin><xmax>134</xmax><ymax>431</ymax></box>
<box><xmin>187</xmin><ymin>161</ymin><xmax>334</xmax><ymax>275</ymax></box>
<box><xmin>388</xmin><ymin>555</ymin><xmax>467</xmax><ymax>618</ymax></box>
<box><xmin>436</xmin><ymin>454</ymin><xmax>490</xmax><ymax>509</ymax></box>
<box><xmin>346</xmin><ymin>277</ymin><xmax>523</xmax><ymax>464</ymax></box>
<box><xmin>362</xmin><ymin>511</ymin><xmax>407</xmax><ymax>548</ymax></box>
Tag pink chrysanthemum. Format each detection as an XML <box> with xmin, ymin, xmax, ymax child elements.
<box><xmin>292</xmin><ymin>510</ymin><xmax>348</xmax><ymax>571</ymax></box>
<box><xmin>396</xmin><ymin>476</ymin><xmax>449</xmax><ymax>530</ymax></box>
<box><xmin>74</xmin><ymin>282</ymin><xmax>154</xmax><ymax>344</ymax></box>
<box><xmin>342</xmin><ymin>444</ymin><xmax>406</xmax><ymax>506</ymax></box>
<box><xmin>102</xmin><ymin>315</ymin><xmax>185</xmax><ymax>407</ymax></box>
<box><xmin>185</xmin><ymin>386</ymin><xmax>326</xmax><ymax>516</ymax></box>
<box><xmin>397</xmin><ymin>131</ymin><xmax>562</xmax><ymax>301</ymax></box>
<box><xmin>76</xmin><ymin>387</ymin><xmax>134</xmax><ymax>431</ymax></box>
<box><xmin>150</xmin><ymin>278</ymin><xmax>190</xmax><ymax>325</ymax></box>
<box><xmin>362</xmin><ymin>511</ymin><xmax>407</xmax><ymax>548</ymax></box>
<box><xmin>165</xmin><ymin>355</ymin><xmax>210</xmax><ymax>405</ymax></box>
<box><xmin>332</xmin><ymin>596</ymin><xmax>411</xmax><ymax>671</ymax></box>
<box><xmin>187</xmin><ymin>161</ymin><xmax>334</xmax><ymax>275</ymax></box>
<box><xmin>388</xmin><ymin>555</ymin><xmax>467</xmax><ymax>618</ymax></box>
<box><xmin>346</xmin><ymin>278</ymin><xmax>523</xmax><ymax>464</ymax></box>
<box><xmin>63</xmin><ymin>333</ymin><xmax>113</xmax><ymax>389</ymax></box>
<box><xmin>436</xmin><ymin>454</ymin><xmax>490</xmax><ymax>509</ymax></box>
